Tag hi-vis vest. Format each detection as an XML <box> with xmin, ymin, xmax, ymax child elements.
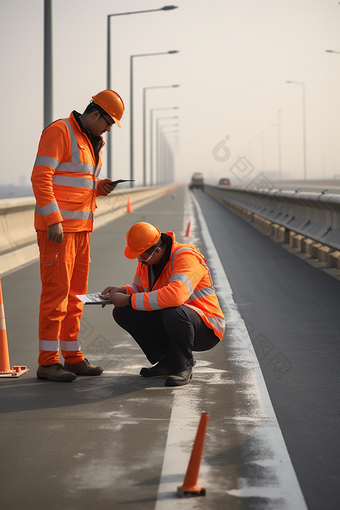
<box><xmin>124</xmin><ymin>232</ymin><xmax>225</xmax><ymax>340</ymax></box>
<box><xmin>31</xmin><ymin>113</ymin><xmax>104</xmax><ymax>232</ymax></box>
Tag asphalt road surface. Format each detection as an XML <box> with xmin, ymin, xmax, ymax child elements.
<box><xmin>0</xmin><ymin>185</ymin><xmax>339</xmax><ymax>510</ymax></box>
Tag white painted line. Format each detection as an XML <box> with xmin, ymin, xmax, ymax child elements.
<box><xmin>155</xmin><ymin>190</ymin><xmax>307</xmax><ymax>509</ymax></box>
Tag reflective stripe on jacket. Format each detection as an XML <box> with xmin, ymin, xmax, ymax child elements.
<box><xmin>124</xmin><ymin>231</ymin><xmax>225</xmax><ymax>340</ymax></box>
<box><xmin>31</xmin><ymin>113</ymin><xmax>105</xmax><ymax>232</ymax></box>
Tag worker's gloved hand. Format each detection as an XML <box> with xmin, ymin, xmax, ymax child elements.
<box><xmin>97</xmin><ymin>179</ymin><xmax>117</xmax><ymax>196</ymax></box>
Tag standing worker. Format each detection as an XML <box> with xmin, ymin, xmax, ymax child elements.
<box><xmin>100</xmin><ymin>222</ymin><xmax>225</xmax><ymax>386</ymax></box>
<box><xmin>31</xmin><ymin>89</ymin><xmax>125</xmax><ymax>382</ymax></box>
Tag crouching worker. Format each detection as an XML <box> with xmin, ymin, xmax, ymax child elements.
<box><xmin>100</xmin><ymin>222</ymin><xmax>225</xmax><ymax>387</ymax></box>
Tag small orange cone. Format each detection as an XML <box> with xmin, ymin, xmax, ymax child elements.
<box><xmin>177</xmin><ymin>412</ymin><xmax>209</xmax><ymax>497</ymax></box>
<box><xmin>185</xmin><ymin>221</ymin><xmax>191</xmax><ymax>237</ymax></box>
<box><xmin>0</xmin><ymin>278</ymin><xmax>29</xmax><ymax>378</ymax></box>
<box><xmin>126</xmin><ymin>195</ymin><xmax>133</xmax><ymax>213</ymax></box>
<box><xmin>163</xmin><ymin>190</ymin><xmax>167</xmax><ymax>198</ymax></box>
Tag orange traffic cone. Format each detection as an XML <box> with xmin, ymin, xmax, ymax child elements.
<box><xmin>126</xmin><ymin>195</ymin><xmax>133</xmax><ymax>213</ymax></box>
<box><xmin>177</xmin><ymin>412</ymin><xmax>209</xmax><ymax>497</ymax></box>
<box><xmin>0</xmin><ymin>278</ymin><xmax>29</xmax><ymax>378</ymax></box>
<box><xmin>163</xmin><ymin>190</ymin><xmax>167</xmax><ymax>198</ymax></box>
<box><xmin>185</xmin><ymin>221</ymin><xmax>191</xmax><ymax>237</ymax></box>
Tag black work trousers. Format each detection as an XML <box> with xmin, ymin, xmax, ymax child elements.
<box><xmin>113</xmin><ymin>305</ymin><xmax>220</xmax><ymax>374</ymax></box>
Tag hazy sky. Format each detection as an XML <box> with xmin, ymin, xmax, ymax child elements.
<box><xmin>1</xmin><ymin>0</ymin><xmax>340</xmax><ymax>187</ymax></box>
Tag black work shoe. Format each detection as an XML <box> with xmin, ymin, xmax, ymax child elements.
<box><xmin>165</xmin><ymin>367</ymin><xmax>193</xmax><ymax>387</ymax></box>
<box><xmin>37</xmin><ymin>363</ymin><xmax>77</xmax><ymax>382</ymax></box>
<box><xmin>64</xmin><ymin>358</ymin><xmax>103</xmax><ymax>376</ymax></box>
<box><xmin>140</xmin><ymin>357</ymin><xmax>172</xmax><ymax>378</ymax></box>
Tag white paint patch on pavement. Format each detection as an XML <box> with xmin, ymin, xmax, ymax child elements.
<box><xmin>154</xmin><ymin>386</ymin><xmax>210</xmax><ymax>507</ymax></box>
<box><xmin>155</xmin><ymin>190</ymin><xmax>307</xmax><ymax>509</ymax></box>
<box><xmin>154</xmin><ymin>193</ymin><xmax>220</xmax><ymax>509</ymax></box>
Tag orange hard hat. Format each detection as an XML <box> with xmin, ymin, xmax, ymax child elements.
<box><xmin>92</xmin><ymin>89</ymin><xmax>125</xmax><ymax>128</ymax></box>
<box><xmin>124</xmin><ymin>222</ymin><xmax>161</xmax><ymax>259</ymax></box>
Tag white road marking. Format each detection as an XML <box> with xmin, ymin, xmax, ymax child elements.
<box><xmin>155</xmin><ymin>190</ymin><xmax>307</xmax><ymax>509</ymax></box>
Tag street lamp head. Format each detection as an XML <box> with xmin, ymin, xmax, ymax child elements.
<box><xmin>168</xmin><ymin>50</ymin><xmax>179</xmax><ymax>54</ymax></box>
<box><xmin>161</xmin><ymin>5</ymin><xmax>178</xmax><ymax>10</ymax></box>
<box><xmin>172</xmin><ymin>84</ymin><xmax>180</xmax><ymax>87</ymax></box>
<box><xmin>286</xmin><ymin>80</ymin><xmax>292</xmax><ymax>83</ymax></box>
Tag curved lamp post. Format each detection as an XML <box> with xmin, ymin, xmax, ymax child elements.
<box><xmin>106</xmin><ymin>5</ymin><xmax>178</xmax><ymax>179</ymax></box>
<box><xmin>130</xmin><ymin>51</ymin><xmax>179</xmax><ymax>187</ymax></box>
<box><xmin>160</xmin><ymin>128</ymin><xmax>179</xmax><ymax>183</ymax></box>
<box><xmin>155</xmin><ymin>119</ymin><xmax>179</xmax><ymax>183</ymax></box>
<box><xmin>149</xmin><ymin>103</ymin><xmax>179</xmax><ymax>185</ymax></box>
<box><xmin>143</xmin><ymin>85</ymin><xmax>179</xmax><ymax>186</ymax></box>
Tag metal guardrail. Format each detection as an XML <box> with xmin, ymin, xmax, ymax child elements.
<box><xmin>205</xmin><ymin>184</ymin><xmax>340</xmax><ymax>251</ymax></box>
<box><xmin>204</xmin><ymin>184</ymin><xmax>340</xmax><ymax>270</ymax></box>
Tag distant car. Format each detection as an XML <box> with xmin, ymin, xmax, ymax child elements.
<box><xmin>189</xmin><ymin>172</ymin><xmax>204</xmax><ymax>191</ymax></box>
<box><xmin>218</xmin><ymin>178</ymin><xmax>231</xmax><ymax>186</ymax></box>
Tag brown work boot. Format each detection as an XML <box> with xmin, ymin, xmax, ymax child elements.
<box><xmin>37</xmin><ymin>363</ymin><xmax>77</xmax><ymax>382</ymax></box>
<box><xmin>64</xmin><ymin>358</ymin><xmax>103</xmax><ymax>376</ymax></box>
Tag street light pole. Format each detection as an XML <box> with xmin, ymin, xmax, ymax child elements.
<box><xmin>106</xmin><ymin>5</ymin><xmax>178</xmax><ymax>180</ymax></box>
<box><xmin>155</xmin><ymin>119</ymin><xmax>179</xmax><ymax>183</ymax></box>
<box><xmin>163</xmin><ymin>132</ymin><xmax>179</xmax><ymax>183</ymax></box>
<box><xmin>143</xmin><ymin>85</ymin><xmax>179</xmax><ymax>186</ymax></box>
<box><xmin>44</xmin><ymin>0</ymin><xmax>53</xmax><ymax>128</ymax></box>
<box><xmin>130</xmin><ymin>51</ymin><xmax>179</xmax><ymax>187</ymax></box>
<box><xmin>160</xmin><ymin>128</ymin><xmax>179</xmax><ymax>183</ymax></box>
<box><xmin>287</xmin><ymin>80</ymin><xmax>307</xmax><ymax>179</ymax></box>
<box><xmin>150</xmin><ymin>105</ymin><xmax>179</xmax><ymax>186</ymax></box>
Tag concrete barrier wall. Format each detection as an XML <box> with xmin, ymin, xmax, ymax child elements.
<box><xmin>0</xmin><ymin>197</ymin><xmax>37</xmax><ymax>254</ymax></box>
<box><xmin>205</xmin><ymin>184</ymin><xmax>340</xmax><ymax>271</ymax></box>
<box><xmin>0</xmin><ymin>184</ymin><xmax>172</xmax><ymax>276</ymax></box>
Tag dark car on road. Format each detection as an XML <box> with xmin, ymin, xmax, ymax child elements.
<box><xmin>189</xmin><ymin>172</ymin><xmax>204</xmax><ymax>191</ymax></box>
<box><xmin>218</xmin><ymin>178</ymin><xmax>231</xmax><ymax>185</ymax></box>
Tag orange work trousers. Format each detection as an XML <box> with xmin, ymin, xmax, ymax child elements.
<box><xmin>37</xmin><ymin>230</ymin><xmax>90</xmax><ymax>366</ymax></box>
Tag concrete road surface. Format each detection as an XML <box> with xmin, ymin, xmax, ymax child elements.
<box><xmin>1</xmin><ymin>185</ymin><xmax>339</xmax><ymax>510</ymax></box>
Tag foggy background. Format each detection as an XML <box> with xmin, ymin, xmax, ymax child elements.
<box><xmin>1</xmin><ymin>0</ymin><xmax>339</xmax><ymax>195</ymax></box>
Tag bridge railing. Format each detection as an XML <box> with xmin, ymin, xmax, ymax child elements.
<box><xmin>204</xmin><ymin>184</ymin><xmax>340</xmax><ymax>268</ymax></box>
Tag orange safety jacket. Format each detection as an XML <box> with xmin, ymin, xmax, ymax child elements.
<box><xmin>31</xmin><ymin>112</ymin><xmax>106</xmax><ymax>232</ymax></box>
<box><xmin>124</xmin><ymin>232</ymin><xmax>225</xmax><ymax>340</ymax></box>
